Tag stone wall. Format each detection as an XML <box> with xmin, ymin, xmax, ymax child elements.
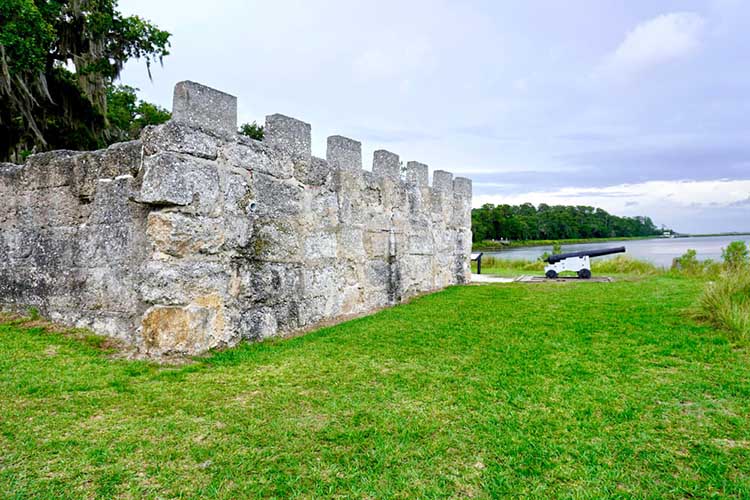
<box><xmin>0</xmin><ymin>81</ymin><xmax>472</xmax><ymax>356</ymax></box>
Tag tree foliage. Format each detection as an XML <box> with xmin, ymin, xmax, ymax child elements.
<box><xmin>0</xmin><ymin>0</ymin><xmax>170</xmax><ymax>161</ymax></box>
<box><xmin>239</xmin><ymin>121</ymin><xmax>264</xmax><ymax>140</ymax></box>
<box><xmin>106</xmin><ymin>84</ymin><xmax>169</xmax><ymax>142</ymax></box>
<box><xmin>471</xmin><ymin>203</ymin><xmax>662</xmax><ymax>242</ymax></box>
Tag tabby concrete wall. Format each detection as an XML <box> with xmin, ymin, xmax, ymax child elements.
<box><xmin>0</xmin><ymin>81</ymin><xmax>472</xmax><ymax>356</ymax></box>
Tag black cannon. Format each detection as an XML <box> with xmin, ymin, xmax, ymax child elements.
<box><xmin>544</xmin><ymin>246</ymin><xmax>625</xmax><ymax>279</ymax></box>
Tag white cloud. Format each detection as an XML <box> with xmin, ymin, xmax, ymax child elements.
<box><xmin>474</xmin><ymin>179</ymin><xmax>750</xmax><ymax>209</ymax></box>
<box><xmin>599</xmin><ymin>12</ymin><xmax>705</xmax><ymax>80</ymax></box>
<box><xmin>513</xmin><ymin>78</ymin><xmax>529</xmax><ymax>92</ymax></box>
<box><xmin>352</xmin><ymin>38</ymin><xmax>434</xmax><ymax>81</ymax></box>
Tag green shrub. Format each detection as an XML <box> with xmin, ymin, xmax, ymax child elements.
<box><xmin>694</xmin><ymin>271</ymin><xmax>750</xmax><ymax>342</ymax></box>
<box><xmin>722</xmin><ymin>241</ymin><xmax>749</xmax><ymax>270</ymax></box>
<box><xmin>239</xmin><ymin>121</ymin><xmax>264</xmax><ymax>140</ymax></box>
<box><xmin>671</xmin><ymin>249</ymin><xmax>722</xmax><ymax>278</ymax></box>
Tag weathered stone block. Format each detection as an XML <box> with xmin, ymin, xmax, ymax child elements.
<box><xmin>139</xmin><ymin>152</ymin><xmax>221</xmax><ymax>215</ymax></box>
<box><xmin>405</xmin><ymin>161</ymin><xmax>429</xmax><ymax>187</ymax></box>
<box><xmin>142</xmin><ymin>121</ymin><xmax>221</xmax><ymax>160</ymax></box>
<box><xmin>72</xmin><ymin>141</ymin><xmax>141</xmax><ymax>201</ymax></box>
<box><xmin>147</xmin><ymin>212</ymin><xmax>225</xmax><ymax>257</ymax></box>
<box><xmin>141</xmin><ymin>293</ymin><xmax>229</xmax><ymax>355</ymax></box>
<box><xmin>236</xmin><ymin>261</ymin><xmax>302</xmax><ymax>304</ymax></box>
<box><xmin>221</xmin><ymin>169</ymin><xmax>256</xmax><ymax>249</ymax></box>
<box><xmin>430</xmin><ymin>189</ymin><xmax>455</xmax><ymax>222</ymax></box>
<box><xmin>251</xmin><ymin>217</ymin><xmax>303</xmax><ymax>263</ymax></box>
<box><xmin>432</xmin><ymin>170</ymin><xmax>453</xmax><ymax>195</ymax></box>
<box><xmin>453</xmin><ymin>177</ymin><xmax>472</xmax><ymax>198</ymax></box>
<box><xmin>373</xmin><ymin>150</ymin><xmax>400</xmax><ymax>179</ymax></box>
<box><xmin>301</xmin><ymin>266</ymin><xmax>338</xmax><ymax>299</ymax></box>
<box><xmin>77</xmin><ymin>222</ymin><xmax>146</xmax><ymax>267</ymax></box>
<box><xmin>139</xmin><ymin>259</ymin><xmax>230</xmax><ymax>306</ymax></box>
<box><xmin>451</xmin><ymin>194</ymin><xmax>472</xmax><ymax>228</ymax></box>
<box><xmin>304</xmin><ymin>187</ymin><xmax>338</xmax><ymax>230</ymax></box>
<box><xmin>361</xmin><ymin>171</ymin><xmax>383</xmax><ymax>208</ymax></box>
<box><xmin>337</xmin><ymin>225</ymin><xmax>366</xmax><ymax>261</ymax></box>
<box><xmin>172</xmin><ymin>81</ymin><xmax>237</xmax><ymax>136</ymax></box>
<box><xmin>340</xmin><ymin>284</ymin><xmax>365</xmax><ymax>315</ymax></box>
<box><xmin>20</xmin><ymin>151</ymin><xmax>78</xmax><ymax>189</ymax></box>
<box><xmin>221</xmin><ymin>138</ymin><xmax>294</xmax><ymax>179</ymax></box>
<box><xmin>252</xmin><ymin>171</ymin><xmax>303</xmax><ymax>216</ymax></box>
<box><xmin>272</xmin><ymin>300</ymin><xmax>301</xmax><ymax>332</ymax></box>
<box><xmin>408</xmin><ymin>225</ymin><xmax>434</xmax><ymax>255</ymax></box>
<box><xmin>79</xmin><ymin>266</ymin><xmax>142</xmax><ymax>315</ymax></box>
<box><xmin>402</xmin><ymin>254</ymin><xmax>434</xmax><ymax>295</ymax></box>
<box><xmin>304</xmin><ymin>230</ymin><xmax>337</xmax><ymax>261</ymax></box>
<box><xmin>239</xmin><ymin>306</ymin><xmax>278</xmax><ymax>340</ymax></box>
<box><xmin>264</xmin><ymin>114</ymin><xmax>311</xmax><ymax>161</ymax></box>
<box><xmin>364</xmin><ymin>230</ymin><xmax>389</xmax><ymax>258</ymax></box>
<box><xmin>380</xmin><ymin>176</ymin><xmax>408</xmax><ymax>212</ymax></box>
<box><xmin>90</xmin><ymin>175</ymin><xmax>145</xmax><ymax>225</ymax></box>
<box><xmin>17</xmin><ymin>186</ymin><xmax>82</xmax><ymax>228</ymax></box>
<box><xmin>365</xmin><ymin>259</ymin><xmax>389</xmax><ymax>288</ymax></box>
<box><xmin>327</xmin><ymin>135</ymin><xmax>362</xmax><ymax>171</ymax></box>
<box><xmin>296</xmin><ymin>156</ymin><xmax>331</xmax><ymax>186</ymax></box>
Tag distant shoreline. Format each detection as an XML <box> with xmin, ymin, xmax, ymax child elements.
<box><xmin>685</xmin><ymin>232</ymin><xmax>750</xmax><ymax>238</ymax></box>
<box><xmin>472</xmin><ymin>233</ymin><xmax>750</xmax><ymax>252</ymax></box>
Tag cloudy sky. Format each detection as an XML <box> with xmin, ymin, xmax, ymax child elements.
<box><xmin>119</xmin><ymin>0</ymin><xmax>750</xmax><ymax>233</ymax></box>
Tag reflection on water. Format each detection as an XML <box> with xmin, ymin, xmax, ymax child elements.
<box><xmin>485</xmin><ymin>235</ymin><xmax>750</xmax><ymax>268</ymax></box>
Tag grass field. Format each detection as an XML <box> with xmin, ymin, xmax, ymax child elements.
<box><xmin>2</xmin><ymin>276</ymin><xmax>750</xmax><ymax>498</ymax></box>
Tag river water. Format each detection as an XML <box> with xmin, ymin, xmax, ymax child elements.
<box><xmin>484</xmin><ymin>235</ymin><xmax>750</xmax><ymax>268</ymax></box>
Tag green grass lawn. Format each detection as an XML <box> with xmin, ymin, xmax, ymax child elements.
<box><xmin>2</xmin><ymin>276</ymin><xmax>750</xmax><ymax>498</ymax></box>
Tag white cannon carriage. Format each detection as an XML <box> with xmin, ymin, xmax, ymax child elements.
<box><xmin>544</xmin><ymin>246</ymin><xmax>626</xmax><ymax>279</ymax></box>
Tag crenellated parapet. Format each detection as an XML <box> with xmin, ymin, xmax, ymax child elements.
<box><xmin>0</xmin><ymin>80</ymin><xmax>473</xmax><ymax>357</ymax></box>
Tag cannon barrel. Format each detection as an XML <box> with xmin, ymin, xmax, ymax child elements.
<box><xmin>545</xmin><ymin>246</ymin><xmax>626</xmax><ymax>264</ymax></box>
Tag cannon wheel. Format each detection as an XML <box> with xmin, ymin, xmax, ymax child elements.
<box><xmin>577</xmin><ymin>269</ymin><xmax>592</xmax><ymax>279</ymax></box>
<box><xmin>545</xmin><ymin>270</ymin><xmax>558</xmax><ymax>279</ymax></box>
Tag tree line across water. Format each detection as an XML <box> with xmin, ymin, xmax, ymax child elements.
<box><xmin>471</xmin><ymin>203</ymin><xmax>662</xmax><ymax>243</ymax></box>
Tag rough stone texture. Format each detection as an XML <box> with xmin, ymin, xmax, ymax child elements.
<box><xmin>0</xmin><ymin>81</ymin><xmax>473</xmax><ymax>357</ymax></box>
<box><xmin>373</xmin><ymin>150</ymin><xmax>400</xmax><ymax>179</ymax></box>
<box><xmin>172</xmin><ymin>81</ymin><xmax>237</xmax><ymax>136</ymax></box>
<box><xmin>432</xmin><ymin>170</ymin><xmax>454</xmax><ymax>195</ymax></box>
<box><xmin>264</xmin><ymin>114</ymin><xmax>311</xmax><ymax>161</ymax></box>
<box><xmin>405</xmin><ymin>161</ymin><xmax>429</xmax><ymax>186</ymax></box>
<box><xmin>326</xmin><ymin>135</ymin><xmax>362</xmax><ymax>171</ymax></box>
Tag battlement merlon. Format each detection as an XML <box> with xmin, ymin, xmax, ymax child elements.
<box><xmin>172</xmin><ymin>81</ymin><xmax>237</xmax><ymax>136</ymax></box>
<box><xmin>327</xmin><ymin>135</ymin><xmax>362</xmax><ymax>171</ymax></box>
<box><xmin>405</xmin><ymin>161</ymin><xmax>429</xmax><ymax>187</ymax></box>
<box><xmin>264</xmin><ymin>114</ymin><xmax>312</xmax><ymax>161</ymax></box>
<box><xmin>453</xmin><ymin>177</ymin><xmax>472</xmax><ymax>198</ymax></box>
<box><xmin>432</xmin><ymin>170</ymin><xmax>453</xmax><ymax>195</ymax></box>
<box><xmin>373</xmin><ymin>150</ymin><xmax>400</xmax><ymax>179</ymax></box>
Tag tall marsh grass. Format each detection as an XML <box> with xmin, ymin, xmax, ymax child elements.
<box><xmin>592</xmin><ymin>256</ymin><xmax>661</xmax><ymax>276</ymax></box>
<box><xmin>693</xmin><ymin>271</ymin><xmax>750</xmax><ymax>343</ymax></box>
